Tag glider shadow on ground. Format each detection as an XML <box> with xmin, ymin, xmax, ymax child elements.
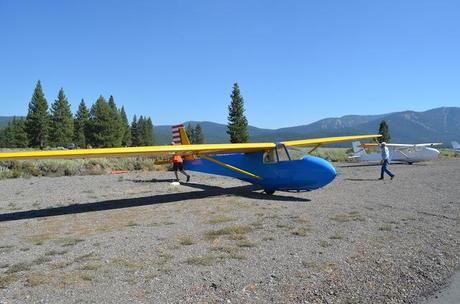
<box><xmin>0</xmin><ymin>183</ymin><xmax>309</xmax><ymax>222</ymax></box>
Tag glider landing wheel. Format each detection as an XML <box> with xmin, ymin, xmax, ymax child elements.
<box><xmin>408</xmin><ymin>162</ymin><xmax>413</xmax><ymax>165</ymax></box>
<box><xmin>264</xmin><ymin>189</ymin><xmax>276</xmax><ymax>195</ymax></box>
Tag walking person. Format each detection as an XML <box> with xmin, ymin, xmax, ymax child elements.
<box><xmin>379</xmin><ymin>142</ymin><xmax>395</xmax><ymax>180</ymax></box>
<box><xmin>171</xmin><ymin>143</ymin><xmax>191</xmax><ymax>183</ymax></box>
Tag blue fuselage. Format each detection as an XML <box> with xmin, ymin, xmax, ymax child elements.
<box><xmin>184</xmin><ymin>152</ymin><xmax>336</xmax><ymax>191</ymax></box>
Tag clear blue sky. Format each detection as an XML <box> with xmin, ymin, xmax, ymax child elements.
<box><xmin>1</xmin><ymin>0</ymin><xmax>459</xmax><ymax>128</ymax></box>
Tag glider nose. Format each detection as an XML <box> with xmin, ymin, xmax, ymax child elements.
<box><xmin>318</xmin><ymin>158</ymin><xmax>337</xmax><ymax>187</ymax></box>
<box><xmin>303</xmin><ymin>156</ymin><xmax>337</xmax><ymax>189</ymax></box>
<box><xmin>428</xmin><ymin>148</ymin><xmax>440</xmax><ymax>159</ymax></box>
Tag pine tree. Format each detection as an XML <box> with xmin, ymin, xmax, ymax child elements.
<box><xmin>2</xmin><ymin>122</ymin><xmax>14</xmax><ymax>148</ymax></box>
<box><xmin>186</xmin><ymin>123</ymin><xmax>195</xmax><ymax>143</ymax></box>
<box><xmin>378</xmin><ymin>120</ymin><xmax>391</xmax><ymax>143</ymax></box>
<box><xmin>11</xmin><ymin>118</ymin><xmax>29</xmax><ymax>148</ymax></box>
<box><xmin>145</xmin><ymin>117</ymin><xmax>155</xmax><ymax>145</ymax></box>
<box><xmin>0</xmin><ymin>129</ymin><xmax>5</xmax><ymax>148</ymax></box>
<box><xmin>227</xmin><ymin>82</ymin><xmax>249</xmax><ymax>143</ymax></box>
<box><xmin>50</xmin><ymin>88</ymin><xmax>74</xmax><ymax>147</ymax></box>
<box><xmin>107</xmin><ymin>95</ymin><xmax>123</xmax><ymax>147</ymax></box>
<box><xmin>26</xmin><ymin>80</ymin><xmax>50</xmax><ymax>149</ymax></box>
<box><xmin>0</xmin><ymin>128</ymin><xmax>5</xmax><ymax>147</ymax></box>
<box><xmin>2</xmin><ymin>117</ymin><xmax>28</xmax><ymax>148</ymax></box>
<box><xmin>137</xmin><ymin>116</ymin><xmax>147</xmax><ymax>146</ymax></box>
<box><xmin>87</xmin><ymin>96</ymin><xmax>118</xmax><ymax>147</ymax></box>
<box><xmin>136</xmin><ymin>116</ymin><xmax>155</xmax><ymax>146</ymax></box>
<box><xmin>130</xmin><ymin>115</ymin><xmax>139</xmax><ymax>146</ymax></box>
<box><xmin>74</xmin><ymin>99</ymin><xmax>89</xmax><ymax>148</ymax></box>
<box><xmin>120</xmin><ymin>106</ymin><xmax>132</xmax><ymax>146</ymax></box>
<box><xmin>194</xmin><ymin>123</ymin><xmax>204</xmax><ymax>144</ymax></box>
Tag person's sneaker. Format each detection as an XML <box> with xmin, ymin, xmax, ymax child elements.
<box><xmin>186</xmin><ymin>175</ymin><xmax>190</xmax><ymax>182</ymax></box>
<box><xmin>391</xmin><ymin>175</ymin><xmax>395</xmax><ymax>180</ymax></box>
<box><xmin>378</xmin><ymin>177</ymin><xmax>384</xmax><ymax>180</ymax></box>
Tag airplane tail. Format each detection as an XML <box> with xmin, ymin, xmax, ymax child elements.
<box><xmin>171</xmin><ymin>124</ymin><xmax>191</xmax><ymax>145</ymax></box>
<box><xmin>452</xmin><ymin>141</ymin><xmax>460</xmax><ymax>149</ymax></box>
<box><xmin>352</xmin><ymin>141</ymin><xmax>366</xmax><ymax>155</ymax></box>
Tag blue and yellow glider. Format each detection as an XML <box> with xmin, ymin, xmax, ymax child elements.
<box><xmin>0</xmin><ymin>127</ymin><xmax>380</xmax><ymax>194</ymax></box>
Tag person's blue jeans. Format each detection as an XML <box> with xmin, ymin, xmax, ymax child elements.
<box><xmin>381</xmin><ymin>159</ymin><xmax>394</xmax><ymax>179</ymax></box>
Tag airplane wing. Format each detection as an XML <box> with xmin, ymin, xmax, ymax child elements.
<box><xmin>0</xmin><ymin>143</ymin><xmax>275</xmax><ymax>161</ymax></box>
<box><xmin>360</xmin><ymin>142</ymin><xmax>442</xmax><ymax>149</ymax></box>
<box><xmin>281</xmin><ymin>134</ymin><xmax>381</xmax><ymax>147</ymax></box>
<box><xmin>0</xmin><ymin>134</ymin><xmax>381</xmax><ymax>161</ymax></box>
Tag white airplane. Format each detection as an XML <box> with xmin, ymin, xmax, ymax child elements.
<box><xmin>350</xmin><ymin>141</ymin><xmax>441</xmax><ymax>164</ymax></box>
<box><xmin>451</xmin><ymin>141</ymin><xmax>460</xmax><ymax>153</ymax></box>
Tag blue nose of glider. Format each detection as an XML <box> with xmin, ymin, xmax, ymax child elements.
<box><xmin>303</xmin><ymin>156</ymin><xmax>336</xmax><ymax>189</ymax></box>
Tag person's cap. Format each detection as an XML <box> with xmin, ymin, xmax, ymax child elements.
<box><xmin>171</xmin><ymin>141</ymin><xmax>175</xmax><ymax>145</ymax></box>
<box><xmin>381</xmin><ymin>142</ymin><xmax>386</xmax><ymax>145</ymax></box>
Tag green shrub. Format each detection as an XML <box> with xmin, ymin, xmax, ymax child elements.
<box><xmin>0</xmin><ymin>167</ymin><xmax>12</xmax><ymax>179</ymax></box>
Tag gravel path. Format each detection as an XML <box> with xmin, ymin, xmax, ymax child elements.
<box><xmin>0</xmin><ymin>159</ymin><xmax>459</xmax><ymax>303</ymax></box>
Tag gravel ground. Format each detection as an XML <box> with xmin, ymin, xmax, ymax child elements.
<box><xmin>0</xmin><ymin>159</ymin><xmax>459</xmax><ymax>303</ymax></box>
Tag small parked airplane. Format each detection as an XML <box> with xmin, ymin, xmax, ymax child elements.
<box><xmin>451</xmin><ymin>141</ymin><xmax>460</xmax><ymax>153</ymax></box>
<box><xmin>0</xmin><ymin>126</ymin><xmax>379</xmax><ymax>194</ymax></box>
<box><xmin>350</xmin><ymin>141</ymin><xmax>441</xmax><ymax>164</ymax></box>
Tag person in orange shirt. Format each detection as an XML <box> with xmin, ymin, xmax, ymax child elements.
<box><xmin>171</xmin><ymin>143</ymin><xmax>191</xmax><ymax>182</ymax></box>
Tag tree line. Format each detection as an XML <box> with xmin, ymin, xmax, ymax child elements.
<box><xmin>0</xmin><ymin>80</ymin><xmax>155</xmax><ymax>149</ymax></box>
<box><xmin>0</xmin><ymin>81</ymin><xmax>252</xmax><ymax>148</ymax></box>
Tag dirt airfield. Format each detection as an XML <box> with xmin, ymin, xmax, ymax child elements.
<box><xmin>0</xmin><ymin>159</ymin><xmax>459</xmax><ymax>303</ymax></box>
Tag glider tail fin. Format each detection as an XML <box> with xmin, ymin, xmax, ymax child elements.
<box><xmin>352</xmin><ymin>141</ymin><xmax>366</xmax><ymax>155</ymax></box>
<box><xmin>452</xmin><ymin>141</ymin><xmax>460</xmax><ymax>149</ymax></box>
<box><xmin>171</xmin><ymin>124</ymin><xmax>191</xmax><ymax>145</ymax></box>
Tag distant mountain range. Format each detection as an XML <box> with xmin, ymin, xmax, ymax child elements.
<box><xmin>1</xmin><ymin>107</ymin><xmax>459</xmax><ymax>146</ymax></box>
<box><xmin>156</xmin><ymin>107</ymin><xmax>460</xmax><ymax>146</ymax></box>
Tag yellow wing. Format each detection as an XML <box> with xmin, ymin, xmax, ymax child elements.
<box><xmin>0</xmin><ymin>143</ymin><xmax>276</xmax><ymax>161</ymax></box>
<box><xmin>0</xmin><ymin>134</ymin><xmax>381</xmax><ymax>161</ymax></box>
<box><xmin>281</xmin><ymin>134</ymin><xmax>381</xmax><ymax>147</ymax></box>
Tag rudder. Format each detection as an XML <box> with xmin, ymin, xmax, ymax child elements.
<box><xmin>171</xmin><ymin>124</ymin><xmax>191</xmax><ymax>145</ymax></box>
<box><xmin>352</xmin><ymin>141</ymin><xmax>366</xmax><ymax>155</ymax></box>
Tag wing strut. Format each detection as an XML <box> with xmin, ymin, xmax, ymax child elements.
<box><xmin>308</xmin><ymin>144</ymin><xmax>322</xmax><ymax>154</ymax></box>
<box><xmin>200</xmin><ymin>155</ymin><xmax>262</xmax><ymax>180</ymax></box>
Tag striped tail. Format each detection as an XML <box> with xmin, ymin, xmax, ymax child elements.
<box><xmin>171</xmin><ymin>124</ymin><xmax>191</xmax><ymax>145</ymax></box>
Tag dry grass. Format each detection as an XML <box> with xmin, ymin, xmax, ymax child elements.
<box><xmin>31</xmin><ymin>256</ymin><xmax>52</xmax><ymax>266</ymax></box>
<box><xmin>302</xmin><ymin>260</ymin><xmax>338</xmax><ymax>273</ymax></box>
<box><xmin>74</xmin><ymin>252</ymin><xmax>98</xmax><ymax>263</ymax></box>
<box><xmin>379</xmin><ymin>224</ymin><xmax>393</xmax><ymax>231</ymax></box>
<box><xmin>5</xmin><ymin>262</ymin><xmax>31</xmax><ymax>274</ymax></box>
<box><xmin>25</xmin><ymin>272</ymin><xmax>52</xmax><ymax>287</ymax></box>
<box><xmin>204</xmin><ymin>225</ymin><xmax>253</xmax><ymax>240</ymax></box>
<box><xmin>330</xmin><ymin>211</ymin><xmax>364</xmax><ymax>223</ymax></box>
<box><xmin>210</xmin><ymin>245</ymin><xmax>239</xmax><ymax>255</ymax></box>
<box><xmin>55</xmin><ymin>238</ymin><xmax>84</xmax><ymax>247</ymax></box>
<box><xmin>236</xmin><ymin>240</ymin><xmax>257</xmax><ymax>248</ymax></box>
<box><xmin>329</xmin><ymin>234</ymin><xmax>344</xmax><ymax>240</ymax></box>
<box><xmin>59</xmin><ymin>271</ymin><xmax>94</xmax><ymax>288</ymax></box>
<box><xmin>319</xmin><ymin>240</ymin><xmax>332</xmax><ymax>248</ymax></box>
<box><xmin>157</xmin><ymin>251</ymin><xmax>173</xmax><ymax>265</ymax></box>
<box><xmin>0</xmin><ymin>157</ymin><xmax>168</xmax><ymax>180</ymax></box>
<box><xmin>79</xmin><ymin>264</ymin><xmax>101</xmax><ymax>271</ymax></box>
<box><xmin>0</xmin><ymin>273</ymin><xmax>18</xmax><ymax>289</ymax></box>
<box><xmin>111</xmin><ymin>257</ymin><xmax>142</xmax><ymax>270</ymax></box>
<box><xmin>184</xmin><ymin>255</ymin><xmax>216</xmax><ymax>266</ymax></box>
<box><xmin>177</xmin><ymin>235</ymin><xmax>195</xmax><ymax>246</ymax></box>
<box><xmin>50</xmin><ymin>260</ymin><xmax>73</xmax><ymax>270</ymax></box>
<box><xmin>25</xmin><ymin>233</ymin><xmax>52</xmax><ymax>245</ymax></box>
<box><xmin>45</xmin><ymin>249</ymin><xmax>68</xmax><ymax>256</ymax></box>
<box><xmin>207</xmin><ymin>215</ymin><xmax>235</xmax><ymax>225</ymax></box>
<box><xmin>291</xmin><ymin>227</ymin><xmax>311</xmax><ymax>236</ymax></box>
